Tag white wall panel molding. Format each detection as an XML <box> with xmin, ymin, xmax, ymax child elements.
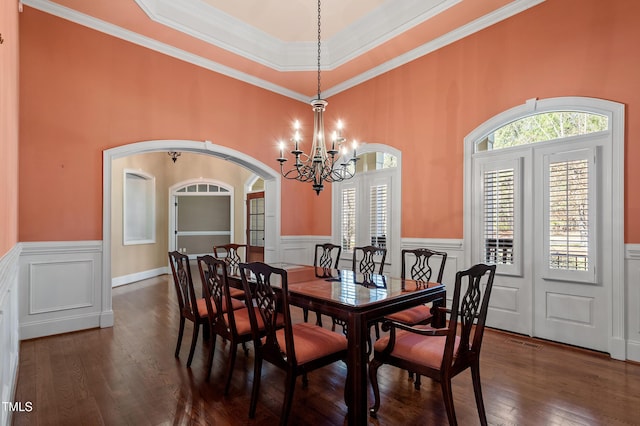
<box><xmin>280</xmin><ymin>235</ymin><xmax>332</xmax><ymax>266</ymax></box>
<box><xmin>626</xmin><ymin>244</ymin><xmax>640</xmax><ymax>362</ymax></box>
<box><xmin>19</xmin><ymin>241</ymin><xmax>104</xmax><ymax>340</ymax></box>
<box><xmin>0</xmin><ymin>244</ymin><xmax>20</xmax><ymax>426</ymax></box>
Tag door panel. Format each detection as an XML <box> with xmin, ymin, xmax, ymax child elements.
<box><xmin>533</xmin><ymin>140</ymin><xmax>608</xmax><ymax>351</ymax></box>
<box><xmin>474</xmin><ymin>153</ymin><xmax>531</xmax><ymax>336</ymax></box>
<box><xmin>246</xmin><ymin>191</ymin><xmax>265</xmax><ymax>262</ymax></box>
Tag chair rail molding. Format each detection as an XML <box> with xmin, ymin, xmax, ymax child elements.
<box><xmin>18</xmin><ymin>240</ymin><xmax>105</xmax><ymax>340</ymax></box>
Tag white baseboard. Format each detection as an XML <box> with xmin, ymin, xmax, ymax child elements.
<box><xmin>112</xmin><ymin>266</ymin><xmax>168</xmax><ymax>287</ymax></box>
<box><xmin>627</xmin><ymin>340</ymin><xmax>640</xmax><ymax>363</ymax></box>
<box><xmin>20</xmin><ymin>312</ymin><xmax>102</xmax><ymax>340</ymax></box>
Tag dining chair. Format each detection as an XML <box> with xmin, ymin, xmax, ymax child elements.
<box><xmin>197</xmin><ymin>255</ymin><xmax>256</xmax><ymax>392</ymax></box>
<box><xmin>386</xmin><ymin>248</ymin><xmax>448</xmax><ymax>325</ymax></box>
<box><xmin>305</xmin><ymin>243</ymin><xmax>342</xmax><ymax>326</ymax></box>
<box><xmin>369</xmin><ymin>263</ymin><xmax>496</xmax><ymax>426</ymax></box>
<box><xmin>213</xmin><ymin>243</ymin><xmax>248</xmax><ymax>299</ymax></box>
<box><xmin>384</xmin><ymin>248</ymin><xmax>448</xmax><ymax>388</ymax></box>
<box><xmin>168</xmin><ymin>251</ymin><xmax>209</xmax><ymax>367</ymax></box>
<box><xmin>239</xmin><ymin>262</ymin><xmax>348</xmax><ymax>426</ymax></box>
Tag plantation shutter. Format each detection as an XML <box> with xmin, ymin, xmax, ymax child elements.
<box><xmin>476</xmin><ymin>157</ymin><xmax>522</xmax><ymax>276</ymax></box>
<box><xmin>369</xmin><ymin>184</ymin><xmax>388</xmax><ymax>250</ymax></box>
<box><xmin>341</xmin><ymin>187</ymin><xmax>356</xmax><ymax>251</ymax></box>
<box><xmin>544</xmin><ymin>149</ymin><xmax>596</xmax><ymax>282</ymax></box>
<box><xmin>483</xmin><ymin>168</ymin><xmax>515</xmax><ymax>265</ymax></box>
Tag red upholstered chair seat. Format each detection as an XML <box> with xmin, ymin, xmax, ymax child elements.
<box><xmin>229</xmin><ymin>308</ymin><xmax>285</xmax><ymax>336</ymax></box>
<box><xmin>385</xmin><ymin>305</ymin><xmax>433</xmax><ymax>325</ymax></box>
<box><xmin>228</xmin><ymin>286</ymin><xmax>245</xmax><ymax>299</ymax></box>
<box><xmin>196</xmin><ymin>296</ymin><xmax>244</xmax><ymax>317</ymax></box>
<box><xmin>275</xmin><ymin>322</ymin><xmax>348</xmax><ymax>364</ymax></box>
<box><xmin>374</xmin><ymin>329</ymin><xmax>460</xmax><ymax>369</ymax></box>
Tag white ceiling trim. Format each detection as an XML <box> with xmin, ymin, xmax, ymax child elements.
<box><xmin>23</xmin><ymin>0</ymin><xmax>546</xmax><ymax>102</ymax></box>
<box><xmin>22</xmin><ymin>0</ymin><xmax>309</xmax><ymax>101</ymax></box>
<box><xmin>323</xmin><ymin>0</ymin><xmax>546</xmax><ymax>98</ymax></box>
<box><xmin>135</xmin><ymin>0</ymin><xmax>460</xmax><ymax>72</ymax></box>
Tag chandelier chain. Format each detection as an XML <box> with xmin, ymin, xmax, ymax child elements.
<box><xmin>317</xmin><ymin>0</ymin><xmax>321</xmax><ymax>99</ymax></box>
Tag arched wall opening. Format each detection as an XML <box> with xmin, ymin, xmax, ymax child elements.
<box><xmin>100</xmin><ymin>139</ymin><xmax>281</xmax><ymax>327</ymax></box>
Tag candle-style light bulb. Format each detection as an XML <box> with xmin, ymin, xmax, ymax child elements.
<box><xmin>279</xmin><ymin>141</ymin><xmax>285</xmax><ymax>158</ymax></box>
<box><xmin>352</xmin><ymin>140</ymin><xmax>358</xmax><ymax>158</ymax></box>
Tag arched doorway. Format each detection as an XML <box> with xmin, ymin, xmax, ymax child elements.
<box><xmin>100</xmin><ymin>139</ymin><xmax>281</xmax><ymax>327</ymax></box>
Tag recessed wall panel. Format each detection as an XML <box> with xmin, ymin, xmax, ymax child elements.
<box><xmin>29</xmin><ymin>260</ymin><xmax>95</xmax><ymax>314</ymax></box>
<box><xmin>546</xmin><ymin>292</ymin><xmax>593</xmax><ymax>325</ymax></box>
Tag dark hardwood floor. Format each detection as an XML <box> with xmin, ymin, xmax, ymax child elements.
<box><xmin>12</xmin><ymin>274</ymin><xmax>640</xmax><ymax>425</ymax></box>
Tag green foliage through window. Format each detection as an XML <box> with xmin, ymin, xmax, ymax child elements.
<box><xmin>478</xmin><ymin>112</ymin><xmax>608</xmax><ymax>151</ymax></box>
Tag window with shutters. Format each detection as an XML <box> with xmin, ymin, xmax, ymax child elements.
<box><xmin>370</xmin><ymin>184</ymin><xmax>388</xmax><ymax>250</ymax></box>
<box><xmin>484</xmin><ymin>168</ymin><xmax>514</xmax><ymax>264</ymax></box>
<box><xmin>341</xmin><ymin>187</ymin><xmax>356</xmax><ymax>252</ymax></box>
<box><xmin>543</xmin><ymin>149</ymin><xmax>596</xmax><ymax>282</ymax></box>
<box><xmin>476</xmin><ymin>158</ymin><xmax>522</xmax><ymax>276</ymax></box>
<box><xmin>334</xmin><ymin>147</ymin><xmax>399</xmax><ymax>273</ymax></box>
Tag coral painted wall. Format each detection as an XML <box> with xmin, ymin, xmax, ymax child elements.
<box><xmin>18</xmin><ymin>7</ymin><xmax>330</xmax><ymax>241</ymax></box>
<box><xmin>0</xmin><ymin>0</ymin><xmax>19</xmax><ymax>256</ymax></box>
<box><xmin>330</xmin><ymin>0</ymin><xmax>640</xmax><ymax>240</ymax></box>
<box><xmin>18</xmin><ymin>0</ymin><xmax>640</xmax><ymax>243</ymax></box>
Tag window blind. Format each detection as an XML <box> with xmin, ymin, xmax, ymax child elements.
<box><xmin>548</xmin><ymin>159</ymin><xmax>589</xmax><ymax>271</ymax></box>
<box><xmin>341</xmin><ymin>187</ymin><xmax>356</xmax><ymax>251</ymax></box>
<box><xmin>369</xmin><ymin>184</ymin><xmax>388</xmax><ymax>250</ymax></box>
<box><xmin>483</xmin><ymin>168</ymin><xmax>514</xmax><ymax>265</ymax></box>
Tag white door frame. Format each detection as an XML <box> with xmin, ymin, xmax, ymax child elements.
<box><xmin>463</xmin><ymin>97</ymin><xmax>625</xmax><ymax>360</ymax></box>
<box><xmin>101</xmin><ymin>139</ymin><xmax>281</xmax><ymax>328</ymax></box>
<box><xmin>168</xmin><ymin>178</ymin><xmax>235</xmax><ymax>256</ymax></box>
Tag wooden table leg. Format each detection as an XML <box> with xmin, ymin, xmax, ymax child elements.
<box><xmin>346</xmin><ymin>312</ymin><xmax>367</xmax><ymax>425</ymax></box>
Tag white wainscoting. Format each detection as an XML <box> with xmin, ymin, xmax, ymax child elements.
<box><xmin>0</xmin><ymin>245</ymin><xmax>20</xmax><ymax>426</ymax></box>
<box><xmin>626</xmin><ymin>244</ymin><xmax>640</xmax><ymax>361</ymax></box>
<box><xmin>19</xmin><ymin>241</ymin><xmax>103</xmax><ymax>340</ymax></box>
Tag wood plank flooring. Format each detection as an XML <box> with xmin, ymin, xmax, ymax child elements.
<box><xmin>12</xmin><ymin>274</ymin><xmax>640</xmax><ymax>425</ymax></box>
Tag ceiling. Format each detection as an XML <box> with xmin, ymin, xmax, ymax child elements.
<box><xmin>22</xmin><ymin>0</ymin><xmax>544</xmax><ymax>102</ymax></box>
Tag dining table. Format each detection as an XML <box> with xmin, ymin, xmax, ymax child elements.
<box><xmin>230</xmin><ymin>263</ymin><xmax>446</xmax><ymax>426</ymax></box>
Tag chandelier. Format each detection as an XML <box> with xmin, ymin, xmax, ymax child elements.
<box><xmin>277</xmin><ymin>0</ymin><xmax>358</xmax><ymax>195</ymax></box>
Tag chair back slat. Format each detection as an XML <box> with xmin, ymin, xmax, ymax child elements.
<box><xmin>197</xmin><ymin>255</ymin><xmax>235</xmax><ymax>329</ymax></box>
<box><xmin>214</xmin><ymin>244</ymin><xmax>247</xmax><ymax>274</ymax></box>
<box><xmin>352</xmin><ymin>245</ymin><xmax>387</xmax><ymax>275</ymax></box>
<box><xmin>446</xmin><ymin>263</ymin><xmax>496</xmax><ymax>369</ymax></box>
<box><xmin>240</xmin><ymin>262</ymin><xmax>294</xmax><ymax>367</ymax></box>
<box><xmin>401</xmin><ymin>248</ymin><xmax>448</xmax><ymax>284</ymax></box>
<box><xmin>314</xmin><ymin>243</ymin><xmax>341</xmax><ymax>269</ymax></box>
<box><xmin>168</xmin><ymin>251</ymin><xmax>198</xmax><ymax>317</ymax></box>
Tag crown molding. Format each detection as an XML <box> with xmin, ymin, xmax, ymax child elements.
<box><xmin>324</xmin><ymin>0</ymin><xmax>546</xmax><ymax>97</ymax></box>
<box><xmin>24</xmin><ymin>0</ymin><xmax>545</xmax><ymax>100</ymax></box>
<box><xmin>134</xmin><ymin>0</ymin><xmax>461</xmax><ymax>72</ymax></box>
